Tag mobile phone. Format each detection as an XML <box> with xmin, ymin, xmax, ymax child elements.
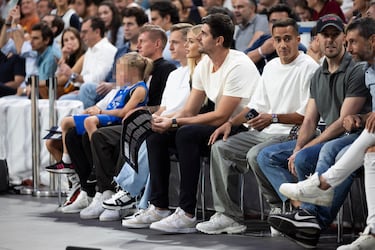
<box><xmin>245</xmin><ymin>109</ymin><xmax>259</xmax><ymax>121</ymax></box>
<box><xmin>8</xmin><ymin>0</ymin><xmax>19</xmax><ymax>12</ymax></box>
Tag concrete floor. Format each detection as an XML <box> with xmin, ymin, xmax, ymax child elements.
<box><xmin>0</xmin><ymin>193</ymin><xmax>358</xmax><ymax>250</ymax></box>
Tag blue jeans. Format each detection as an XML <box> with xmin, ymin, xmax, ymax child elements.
<box><xmin>114</xmin><ymin>141</ymin><xmax>150</xmax><ymax>209</ymax></box>
<box><xmin>257</xmin><ymin>132</ymin><xmax>360</xmax><ymax>229</ymax></box>
<box><xmin>59</xmin><ymin>83</ymin><xmax>104</xmax><ymax>108</ymax></box>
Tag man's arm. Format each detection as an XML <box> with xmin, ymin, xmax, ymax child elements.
<box><xmin>300</xmin><ymin>96</ymin><xmax>368</xmax><ymax>150</ymax></box>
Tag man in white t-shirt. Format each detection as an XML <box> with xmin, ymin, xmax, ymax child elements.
<box><xmin>122</xmin><ymin>13</ymin><xmax>260</xmax><ymax>233</ymax></box>
<box><xmin>195</xmin><ymin>18</ymin><xmax>319</xmax><ymax>235</ymax></box>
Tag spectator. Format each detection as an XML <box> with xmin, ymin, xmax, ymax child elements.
<box><xmin>245</xmin><ymin>4</ymin><xmax>306</xmax><ymax>74</ymax></box>
<box><xmin>150</xmin><ymin>1</ymin><xmax>180</xmax><ymax>65</ymax></box>
<box><xmin>60</xmin><ymin>25</ymin><xmax>176</xmax><ymax>216</ymax></box>
<box><xmin>36</xmin><ymin>0</ymin><xmax>54</xmax><ymax>17</ymax></box>
<box><xmin>71</xmin><ymin>0</ymin><xmax>98</xmax><ymax>22</ymax></box>
<box><xmin>294</xmin><ymin>0</ymin><xmax>314</xmax><ymax>21</ymax></box>
<box><xmin>308</xmin><ymin>0</ymin><xmax>346</xmax><ymax>22</ymax></box>
<box><xmin>19</xmin><ymin>0</ymin><xmax>40</xmax><ymax>34</ymax></box>
<box><xmin>51</xmin><ymin>0</ymin><xmax>81</xmax><ymax>31</ymax></box>
<box><xmin>233</xmin><ymin>0</ymin><xmax>268</xmax><ymax>51</ymax></box>
<box><xmin>30</xmin><ymin>22</ymin><xmax>58</xmax><ymax>86</ymax></box>
<box><xmin>367</xmin><ymin>0</ymin><xmax>375</xmax><ymax>19</ymax></box>
<box><xmin>258</xmin><ymin>14</ymin><xmax>372</xmax><ymax>248</ymax></box>
<box><xmin>98</xmin><ymin>1</ymin><xmax>124</xmax><ymax>48</ymax></box>
<box><xmin>58</xmin><ymin>16</ymin><xmax>117</xmax><ymax>107</ymax></box>
<box><xmin>171</xmin><ymin>0</ymin><xmax>206</xmax><ymax>24</ymax></box>
<box><xmin>122</xmin><ymin>13</ymin><xmax>259</xmax><ymax>233</ymax></box>
<box><xmin>306</xmin><ymin>25</ymin><xmax>324</xmax><ymax>64</ymax></box>
<box><xmin>195</xmin><ymin>18</ymin><xmax>319</xmax><ymax>236</ymax></box>
<box><xmin>0</xmin><ymin>49</ymin><xmax>26</xmax><ymax>97</ymax></box>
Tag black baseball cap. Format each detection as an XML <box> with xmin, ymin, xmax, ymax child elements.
<box><xmin>316</xmin><ymin>14</ymin><xmax>344</xmax><ymax>33</ymax></box>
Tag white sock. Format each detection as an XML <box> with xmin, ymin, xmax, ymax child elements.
<box><xmin>62</xmin><ymin>153</ymin><xmax>72</xmax><ymax>164</ymax></box>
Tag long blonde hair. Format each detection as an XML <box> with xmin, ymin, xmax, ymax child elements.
<box><xmin>187</xmin><ymin>25</ymin><xmax>203</xmax><ymax>81</ymax></box>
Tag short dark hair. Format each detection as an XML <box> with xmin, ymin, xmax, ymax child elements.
<box><xmin>31</xmin><ymin>22</ymin><xmax>54</xmax><ymax>46</ymax></box>
<box><xmin>43</xmin><ymin>14</ymin><xmax>65</xmax><ymax>37</ymax></box>
<box><xmin>201</xmin><ymin>13</ymin><xmax>234</xmax><ymax>48</ymax></box>
<box><xmin>346</xmin><ymin>17</ymin><xmax>375</xmax><ymax>40</ymax></box>
<box><xmin>267</xmin><ymin>4</ymin><xmax>293</xmax><ymax>20</ymax></box>
<box><xmin>82</xmin><ymin>16</ymin><xmax>106</xmax><ymax>38</ymax></box>
<box><xmin>122</xmin><ymin>6</ymin><xmax>149</xmax><ymax>26</ymax></box>
<box><xmin>272</xmin><ymin>18</ymin><xmax>299</xmax><ymax>35</ymax></box>
<box><xmin>150</xmin><ymin>1</ymin><xmax>180</xmax><ymax>24</ymax></box>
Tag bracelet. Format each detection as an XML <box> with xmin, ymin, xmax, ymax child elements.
<box><xmin>6</xmin><ymin>27</ymin><xmax>20</xmax><ymax>33</ymax></box>
<box><xmin>258</xmin><ymin>47</ymin><xmax>266</xmax><ymax>59</ymax></box>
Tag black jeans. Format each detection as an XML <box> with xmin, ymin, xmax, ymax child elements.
<box><xmin>147</xmin><ymin>124</ymin><xmax>216</xmax><ymax>215</ymax></box>
<box><xmin>90</xmin><ymin>125</ymin><xmax>123</xmax><ymax>193</ymax></box>
<box><xmin>65</xmin><ymin>128</ymin><xmax>95</xmax><ymax>196</ymax></box>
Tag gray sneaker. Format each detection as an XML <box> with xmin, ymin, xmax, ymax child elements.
<box><xmin>196</xmin><ymin>212</ymin><xmax>246</xmax><ymax>235</ymax></box>
<box><xmin>279</xmin><ymin>173</ymin><xmax>334</xmax><ymax>207</ymax></box>
<box><xmin>122</xmin><ymin>204</ymin><xmax>171</xmax><ymax>229</ymax></box>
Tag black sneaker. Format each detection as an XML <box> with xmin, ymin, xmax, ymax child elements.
<box><xmin>268</xmin><ymin>208</ymin><xmax>321</xmax><ymax>249</ymax></box>
<box><xmin>102</xmin><ymin>190</ymin><xmax>137</xmax><ymax>210</ymax></box>
<box><xmin>45</xmin><ymin>161</ymin><xmax>75</xmax><ymax>174</ymax></box>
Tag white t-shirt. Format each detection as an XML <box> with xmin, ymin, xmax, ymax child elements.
<box><xmin>160</xmin><ymin>66</ymin><xmax>190</xmax><ymax>116</ymax></box>
<box><xmin>193</xmin><ymin>50</ymin><xmax>260</xmax><ymax>117</ymax></box>
<box><xmin>248</xmin><ymin>52</ymin><xmax>319</xmax><ymax>135</ymax></box>
<box><xmin>81</xmin><ymin>38</ymin><xmax>117</xmax><ymax>84</ymax></box>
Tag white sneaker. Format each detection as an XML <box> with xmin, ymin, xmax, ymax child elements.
<box><xmin>99</xmin><ymin>209</ymin><xmax>121</xmax><ymax>222</ymax></box>
<box><xmin>150</xmin><ymin>207</ymin><xmax>197</xmax><ymax>233</ymax></box>
<box><xmin>80</xmin><ymin>191</ymin><xmax>114</xmax><ymax>219</ymax></box>
<box><xmin>279</xmin><ymin>173</ymin><xmax>334</xmax><ymax>207</ymax></box>
<box><xmin>337</xmin><ymin>226</ymin><xmax>375</xmax><ymax>250</ymax></box>
<box><xmin>122</xmin><ymin>204</ymin><xmax>171</xmax><ymax>229</ymax></box>
<box><xmin>269</xmin><ymin>207</ymin><xmax>282</xmax><ymax>237</ymax></box>
<box><xmin>196</xmin><ymin>212</ymin><xmax>246</xmax><ymax>234</ymax></box>
<box><xmin>61</xmin><ymin>190</ymin><xmax>91</xmax><ymax>213</ymax></box>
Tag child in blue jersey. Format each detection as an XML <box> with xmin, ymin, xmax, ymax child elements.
<box><xmin>48</xmin><ymin>52</ymin><xmax>153</xmax><ymax>172</ymax></box>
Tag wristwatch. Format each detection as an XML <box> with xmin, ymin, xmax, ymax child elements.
<box><xmin>171</xmin><ymin>118</ymin><xmax>178</xmax><ymax>128</ymax></box>
<box><xmin>271</xmin><ymin>114</ymin><xmax>278</xmax><ymax>123</ymax></box>
<box><xmin>70</xmin><ymin>72</ymin><xmax>78</xmax><ymax>81</ymax></box>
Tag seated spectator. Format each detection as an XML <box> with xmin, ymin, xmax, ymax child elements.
<box><xmin>30</xmin><ymin>22</ymin><xmax>59</xmax><ymax>87</ymax></box>
<box><xmin>58</xmin><ymin>17</ymin><xmax>117</xmax><ymax>108</ymax></box>
<box><xmin>232</xmin><ymin>0</ymin><xmax>268</xmax><ymax>51</ymax></box>
<box><xmin>258</xmin><ymin>15</ymin><xmax>371</xmax><ymax>248</ymax></box>
<box><xmin>51</xmin><ymin>0</ymin><xmax>81</xmax><ymax>32</ymax></box>
<box><xmin>195</xmin><ymin>17</ymin><xmax>319</xmax><ymax>236</ymax></box>
<box><xmin>71</xmin><ymin>0</ymin><xmax>98</xmax><ymax>22</ymax></box>
<box><xmin>308</xmin><ymin>0</ymin><xmax>346</xmax><ymax>22</ymax></box>
<box><xmin>102</xmin><ymin>23</ymin><xmax>196</xmax><ymax>220</ymax></box>
<box><xmin>277</xmin><ymin>17</ymin><xmax>375</xmax><ymax>250</ymax></box>
<box><xmin>245</xmin><ymin>4</ymin><xmax>307</xmax><ymax>74</ymax></box>
<box><xmin>306</xmin><ymin>25</ymin><xmax>324</xmax><ymax>64</ymax></box>
<box><xmin>36</xmin><ymin>0</ymin><xmax>53</xmax><ymax>18</ymax></box>
<box><xmin>98</xmin><ymin>1</ymin><xmax>124</xmax><ymax>49</ymax></box>
<box><xmin>367</xmin><ymin>0</ymin><xmax>375</xmax><ymax>19</ymax></box>
<box><xmin>41</xmin><ymin>14</ymin><xmax>65</xmax><ymax>49</ymax></box>
<box><xmin>171</xmin><ymin>0</ymin><xmax>206</xmax><ymax>24</ymax></box>
<box><xmin>53</xmin><ymin>27</ymin><xmax>86</xmax><ymax>97</ymax></box>
<box><xmin>294</xmin><ymin>0</ymin><xmax>314</xmax><ymax>21</ymax></box>
<box><xmin>19</xmin><ymin>0</ymin><xmax>40</xmax><ymax>34</ymax></box>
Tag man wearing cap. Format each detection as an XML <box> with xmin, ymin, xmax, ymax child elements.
<box><xmin>255</xmin><ymin>14</ymin><xmax>372</xmax><ymax>248</ymax></box>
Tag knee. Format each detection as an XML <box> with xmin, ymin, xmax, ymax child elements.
<box><xmin>367</xmin><ymin>145</ymin><xmax>375</xmax><ymax>153</ymax></box>
<box><xmin>246</xmin><ymin>147</ymin><xmax>258</xmax><ymax>169</ymax></box>
<box><xmin>175</xmin><ymin>125</ymin><xmax>195</xmax><ymax>144</ymax></box>
<box><xmin>256</xmin><ymin>148</ymin><xmax>271</xmax><ymax>170</ymax></box>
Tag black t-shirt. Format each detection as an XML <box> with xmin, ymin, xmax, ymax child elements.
<box><xmin>0</xmin><ymin>53</ymin><xmax>26</xmax><ymax>85</ymax></box>
<box><xmin>147</xmin><ymin>58</ymin><xmax>176</xmax><ymax>106</ymax></box>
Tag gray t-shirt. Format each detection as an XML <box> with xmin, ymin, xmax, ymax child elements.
<box><xmin>310</xmin><ymin>52</ymin><xmax>371</xmax><ymax>126</ymax></box>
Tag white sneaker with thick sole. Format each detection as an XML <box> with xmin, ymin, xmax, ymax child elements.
<box><xmin>102</xmin><ymin>190</ymin><xmax>136</xmax><ymax>210</ymax></box>
<box><xmin>61</xmin><ymin>190</ymin><xmax>91</xmax><ymax>214</ymax></box>
<box><xmin>337</xmin><ymin>226</ymin><xmax>375</xmax><ymax>250</ymax></box>
<box><xmin>122</xmin><ymin>204</ymin><xmax>171</xmax><ymax>229</ymax></box>
<box><xmin>150</xmin><ymin>207</ymin><xmax>197</xmax><ymax>233</ymax></box>
<box><xmin>196</xmin><ymin>212</ymin><xmax>246</xmax><ymax>234</ymax></box>
<box><xmin>80</xmin><ymin>191</ymin><xmax>114</xmax><ymax>219</ymax></box>
<box><xmin>279</xmin><ymin>173</ymin><xmax>334</xmax><ymax>207</ymax></box>
<box><xmin>99</xmin><ymin>209</ymin><xmax>121</xmax><ymax>222</ymax></box>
